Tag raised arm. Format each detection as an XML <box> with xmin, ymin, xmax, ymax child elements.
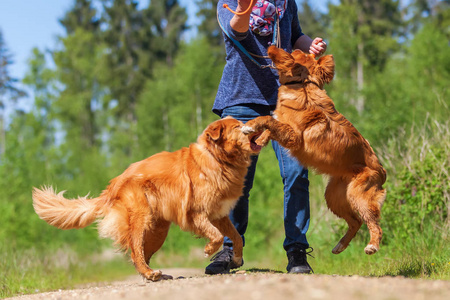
<box><xmin>229</xmin><ymin>0</ymin><xmax>258</xmax><ymax>32</ymax></box>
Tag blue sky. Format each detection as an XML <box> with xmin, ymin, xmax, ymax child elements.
<box><xmin>0</xmin><ymin>0</ymin><xmax>70</xmax><ymax>79</ymax></box>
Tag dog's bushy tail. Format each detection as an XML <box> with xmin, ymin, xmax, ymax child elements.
<box><xmin>32</xmin><ymin>186</ymin><xmax>105</xmax><ymax>230</ymax></box>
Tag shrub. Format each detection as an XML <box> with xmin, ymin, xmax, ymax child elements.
<box><xmin>378</xmin><ymin>118</ymin><xmax>449</xmax><ymax>244</ymax></box>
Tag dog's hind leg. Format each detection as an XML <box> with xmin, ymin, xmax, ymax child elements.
<box><xmin>347</xmin><ymin>168</ymin><xmax>386</xmax><ymax>255</ymax></box>
<box><xmin>325</xmin><ymin>176</ymin><xmax>363</xmax><ymax>254</ymax></box>
<box><xmin>211</xmin><ymin>216</ymin><xmax>244</xmax><ymax>267</ymax></box>
<box><xmin>129</xmin><ymin>216</ymin><xmax>164</xmax><ymax>281</ymax></box>
<box><xmin>143</xmin><ymin>219</ymin><xmax>171</xmax><ymax>278</ymax></box>
<box><xmin>125</xmin><ymin>189</ymin><xmax>166</xmax><ymax>282</ymax></box>
<box><xmin>129</xmin><ymin>216</ymin><xmax>167</xmax><ymax>281</ymax></box>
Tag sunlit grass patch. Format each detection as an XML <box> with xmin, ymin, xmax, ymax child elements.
<box><xmin>0</xmin><ymin>247</ymin><xmax>134</xmax><ymax>299</ymax></box>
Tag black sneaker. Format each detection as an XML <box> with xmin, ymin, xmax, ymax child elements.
<box><xmin>286</xmin><ymin>246</ymin><xmax>314</xmax><ymax>274</ymax></box>
<box><xmin>205</xmin><ymin>246</ymin><xmax>243</xmax><ymax>275</ymax></box>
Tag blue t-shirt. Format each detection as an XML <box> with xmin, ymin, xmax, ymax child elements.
<box><xmin>213</xmin><ymin>0</ymin><xmax>304</xmax><ymax>116</ymax></box>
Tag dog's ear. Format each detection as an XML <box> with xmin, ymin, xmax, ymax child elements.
<box><xmin>316</xmin><ymin>55</ymin><xmax>335</xmax><ymax>84</ymax></box>
<box><xmin>268</xmin><ymin>46</ymin><xmax>294</xmax><ymax>70</ymax></box>
<box><xmin>205</xmin><ymin>121</ymin><xmax>223</xmax><ymax>142</ymax></box>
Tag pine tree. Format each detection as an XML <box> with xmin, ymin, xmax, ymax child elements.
<box><xmin>60</xmin><ymin>0</ymin><xmax>101</xmax><ymax>34</ymax></box>
<box><xmin>97</xmin><ymin>0</ymin><xmax>187</xmax><ymax>165</ymax></box>
<box><xmin>147</xmin><ymin>0</ymin><xmax>188</xmax><ymax>66</ymax></box>
<box><xmin>55</xmin><ymin>0</ymin><xmax>103</xmax><ymax>150</ymax></box>
<box><xmin>0</xmin><ymin>29</ymin><xmax>26</xmax><ymax>157</ymax></box>
<box><xmin>100</xmin><ymin>0</ymin><xmax>155</xmax><ymax>123</ymax></box>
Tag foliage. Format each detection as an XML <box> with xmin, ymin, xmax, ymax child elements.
<box><xmin>196</xmin><ymin>0</ymin><xmax>223</xmax><ymax>46</ymax></box>
<box><xmin>0</xmin><ymin>29</ymin><xmax>26</xmax><ymax>108</ymax></box>
<box><xmin>327</xmin><ymin>0</ymin><xmax>401</xmax><ymax>115</ymax></box>
<box><xmin>378</xmin><ymin>118</ymin><xmax>449</xmax><ymax>244</ymax></box>
<box><xmin>0</xmin><ymin>28</ymin><xmax>26</xmax><ymax>158</ymax></box>
<box><xmin>60</xmin><ymin>0</ymin><xmax>101</xmax><ymax>34</ymax></box>
<box><xmin>297</xmin><ymin>0</ymin><xmax>329</xmax><ymax>40</ymax></box>
<box><xmin>136</xmin><ymin>37</ymin><xmax>223</xmax><ymax>156</ymax></box>
<box><xmin>325</xmin><ymin>17</ymin><xmax>450</xmax><ymax>147</ymax></box>
<box><xmin>0</xmin><ymin>246</ymin><xmax>134</xmax><ymax>299</ymax></box>
<box><xmin>0</xmin><ymin>0</ymin><xmax>449</xmax><ymax>297</ymax></box>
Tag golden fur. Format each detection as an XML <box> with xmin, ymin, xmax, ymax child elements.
<box><xmin>33</xmin><ymin>117</ymin><xmax>262</xmax><ymax>281</ymax></box>
<box><xmin>243</xmin><ymin>46</ymin><xmax>387</xmax><ymax>255</ymax></box>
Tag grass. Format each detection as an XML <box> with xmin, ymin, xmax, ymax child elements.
<box><xmin>233</xmin><ymin>211</ymin><xmax>450</xmax><ymax>280</ymax></box>
<box><xmin>2</xmin><ymin>118</ymin><xmax>449</xmax><ymax>298</ymax></box>
<box><xmin>1</xmin><ymin>210</ymin><xmax>448</xmax><ymax>299</ymax></box>
<box><xmin>0</xmin><ymin>247</ymin><xmax>135</xmax><ymax>299</ymax></box>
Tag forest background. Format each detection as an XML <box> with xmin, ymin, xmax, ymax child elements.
<box><xmin>0</xmin><ymin>0</ymin><xmax>449</xmax><ymax>297</ymax></box>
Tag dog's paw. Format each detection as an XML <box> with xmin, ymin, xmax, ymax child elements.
<box><xmin>241</xmin><ymin>125</ymin><xmax>256</xmax><ymax>134</ymax></box>
<box><xmin>255</xmin><ymin>130</ymin><xmax>271</xmax><ymax>146</ymax></box>
<box><xmin>332</xmin><ymin>242</ymin><xmax>347</xmax><ymax>254</ymax></box>
<box><xmin>145</xmin><ymin>270</ymin><xmax>163</xmax><ymax>282</ymax></box>
<box><xmin>204</xmin><ymin>241</ymin><xmax>222</xmax><ymax>257</ymax></box>
<box><xmin>364</xmin><ymin>244</ymin><xmax>379</xmax><ymax>255</ymax></box>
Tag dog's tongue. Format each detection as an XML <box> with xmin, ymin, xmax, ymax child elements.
<box><xmin>251</xmin><ymin>142</ymin><xmax>262</xmax><ymax>152</ymax></box>
<box><xmin>250</xmin><ymin>134</ymin><xmax>263</xmax><ymax>152</ymax></box>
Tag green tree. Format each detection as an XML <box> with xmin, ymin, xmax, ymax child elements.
<box><xmin>327</xmin><ymin>0</ymin><xmax>401</xmax><ymax>115</ymax></box>
<box><xmin>136</xmin><ymin>38</ymin><xmax>222</xmax><ymax>156</ymax></box>
<box><xmin>356</xmin><ymin>2</ymin><xmax>450</xmax><ymax>143</ymax></box>
<box><xmin>51</xmin><ymin>28</ymin><xmax>114</xmax><ymax>193</ymax></box>
<box><xmin>297</xmin><ymin>0</ymin><xmax>329</xmax><ymax>39</ymax></box>
<box><xmin>100</xmin><ymin>0</ymin><xmax>153</xmax><ymax>125</ymax></box>
<box><xmin>147</xmin><ymin>0</ymin><xmax>188</xmax><ymax>66</ymax></box>
<box><xmin>96</xmin><ymin>1</ymin><xmax>184</xmax><ymax>167</ymax></box>
<box><xmin>0</xmin><ymin>46</ymin><xmax>103</xmax><ymax>250</ymax></box>
<box><xmin>22</xmin><ymin>48</ymin><xmax>57</xmax><ymax>167</ymax></box>
<box><xmin>196</xmin><ymin>0</ymin><xmax>222</xmax><ymax>46</ymax></box>
<box><xmin>60</xmin><ymin>0</ymin><xmax>101</xmax><ymax>34</ymax></box>
<box><xmin>53</xmin><ymin>30</ymin><xmax>105</xmax><ymax>149</ymax></box>
<box><xmin>404</xmin><ymin>0</ymin><xmax>450</xmax><ymax>34</ymax></box>
<box><xmin>0</xmin><ymin>29</ymin><xmax>26</xmax><ymax>157</ymax></box>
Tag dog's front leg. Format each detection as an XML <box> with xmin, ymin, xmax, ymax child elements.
<box><xmin>242</xmin><ymin>115</ymin><xmax>273</xmax><ymax>134</ymax></box>
<box><xmin>192</xmin><ymin>214</ymin><xmax>224</xmax><ymax>257</ymax></box>
<box><xmin>244</xmin><ymin>116</ymin><xmax>300</xmax><ymax>149</ymax></box>
<box><xmin>211</xmin><ymin>216</ymin><xmax>243</xmax><ymax>267</ymax></box>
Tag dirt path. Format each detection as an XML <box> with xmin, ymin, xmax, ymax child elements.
<box><xmin>7</xmin><ymin>269</ymin><xmax>450</xmax><ymax>300</ymax></box>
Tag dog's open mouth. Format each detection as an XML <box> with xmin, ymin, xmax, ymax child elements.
<box><xmin>250</xmin><ymin>132</ymin><xmax>263</xmax><ymax>152</ymax></box>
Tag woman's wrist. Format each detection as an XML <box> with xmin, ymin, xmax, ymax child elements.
<box><xmin>230</xmin><ymin>0</ymin><xmax>256</xmax><ymax>32</ymax></box>
<box><xmin>230</xmin><ymin>16</ymin><xmax>251</xmax><ymax>32</ymax></box>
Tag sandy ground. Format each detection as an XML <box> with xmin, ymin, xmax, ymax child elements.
<box><xmin>7</xmin><ymin>268</ymin><xmax>450</xmax><ymax>300</ymax></box>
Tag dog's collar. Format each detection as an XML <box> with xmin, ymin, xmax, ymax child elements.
<box><xmin>283</xmin><ymin>80</ymin><xmax>321</xmax><ymax>88</ymax></box>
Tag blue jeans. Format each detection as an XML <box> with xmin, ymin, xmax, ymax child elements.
<box><xmin>221</xmin><ymin>104</ymin><xmax>310</xmax><ymax>251</ymax></box>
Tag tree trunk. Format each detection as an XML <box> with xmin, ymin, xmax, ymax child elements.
<box><xmin>163</xmin><ymin>108</ymin><xmax>171</xmax><ymax>151</ymax></box>
<box><xmin>356</xmin><ymin>41</ymin><xmax>365</xmax><ymax>114</ymax></box>
<box><xmin>196</xmin><ymin>84</ymin><xmax>202</xmax><ymax>136</ymax></box>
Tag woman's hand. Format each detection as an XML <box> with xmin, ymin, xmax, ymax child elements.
<box><xmin>309</xmin><ymin>37</ymin><xmax>327</xmax><ymax>56</ymax></box>
<box><xmin>236</xmin><ymin>0</ymin><xmax>258</xmax><ymax>13</ymax></box>
<box><xmin>230</xmin><ymin>0</ymin><xmax>258</xmax><ymax>32</ymax></box>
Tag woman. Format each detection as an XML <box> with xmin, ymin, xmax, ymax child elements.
<box><xmin>206</xmin><ymin>0</ymin><xmax>327</xmax><ymax>275</ymax></box>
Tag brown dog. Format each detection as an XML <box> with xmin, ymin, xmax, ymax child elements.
<box><xmin>33</xmin><ymin>117</ymin><xmax>262</xmax><ymax>281</ymax></box>
<box><xmin>243</xmin><ymin>46</ymin><xmax>387</xmax><ymax>255</ymax></box>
